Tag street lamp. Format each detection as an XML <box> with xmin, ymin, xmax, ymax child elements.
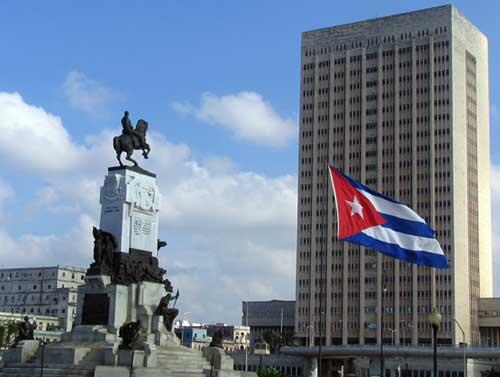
<box><xmin>429</xmin><ymin>307</ymin><xmax>442</xmax><ymax>377</ymax></box>
<box><xmin>388</xmin><ymin>328</ymin><xmax>397</xmax><ymax>346</ymax></box>
<box><xmin>452</xmin><ymin>317</ymin><xmax>466</xmax><ymax>377</ymax></box>
<box><xmin>306</xmin><ymin>325</ymin><xmax>314</xmax><ymax>347</ymax></box>
<box><xmin>380</xmin><ymin>286</ymin><xmax>387</xmax><ymax>377</ymax></box>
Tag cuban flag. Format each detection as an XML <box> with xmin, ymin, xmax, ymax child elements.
<box><xmin>328</xmin><ymin>164</ymin><xmax>448</xmax><ymax>269</ymax></box>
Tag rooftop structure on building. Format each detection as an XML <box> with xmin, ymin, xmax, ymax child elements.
<box><xmin>242</xmin><ymin>300</ymin><xmax>295</xmax><ymax>350</ymax></box>
<box><xmin>0</xmin><ymin>265</ymin><xmax>86</xmax><ymax>331</ymax></box>
<box><xmin>296</xmin><ymin>4</ymin><xmax>491</xmax><ymax>348</ymax></box>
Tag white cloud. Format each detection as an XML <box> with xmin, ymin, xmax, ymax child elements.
<box><xmin>170</xmin><ymin>101</ymin><xmax>195</xmax><ymax>117</ymax></box>
<box><xmin>63</xmin><ymin>70</ymin><xmax>121</xmax><ymax>115</ymax></box>
<box><xmin>171</xmin><ymin>92</ymin><xmax>297</xmax><ymax>147</ymax></box>
<box><xmin>0</xmin><ymin>93</ymin><xmax>297</xmax><ymax>324</ymax></box>
<box><xmin>0</xmin><ymin>214</ymin><xmax>95</xmax><ymax>269</ymax></box>
<box><xmin>0</xmin><ymin>92</ymin><xmax>84</xmax><ymax>173</ymax></box>
<box><xmin>0</xmin><ymin>178</ymin><xmax>14</xmax><ymax>224</ymax></box>
<box><xmin>0</xmin><ymin>178</ymin><xmax>14</xmax><ymax>205</ymax></box>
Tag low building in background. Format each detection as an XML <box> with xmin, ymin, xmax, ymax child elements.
<box><xmin>0</xmin><ymin>266</ymin><xmax>86</xmax><ymax>331</ymax></box>
<box><xmin>479</xmin><ymin>297</ymin><xmax>500</xmax><ymax>347</ymax></box>
<box><xmin>242</xmin><ymin>300</ymin><xmax>295</xmax><ymax>351</ymax></box>
<box><xmin>207</xmin><ymin>324</ymin><xmax>250</xmax><ymax>353</ymax></box>
<box><xmin>231</xmin><ymin>353</ymin><xmax>304</xmax><ymax>377</ymax></box>
<box><xmin>174</xmin><ymin>326</ymin><xmax>212</xmax><ymax>351</ymax></box>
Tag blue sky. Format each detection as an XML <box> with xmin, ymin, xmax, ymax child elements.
<box><xmin>0</xmin><ymin>0</ymin><xmax>499</xmax><ymax>324</ymax></box>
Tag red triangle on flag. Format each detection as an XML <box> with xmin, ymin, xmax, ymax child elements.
<box><xmin>328</xmin><ymin>165</ymin><xmax>386</xmax><ymax>239</ymax></box>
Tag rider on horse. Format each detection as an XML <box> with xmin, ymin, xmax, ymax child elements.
<box><xmin>121</xmin><ymin>111</ymin><xmax>146</xmax><ymax>149</ymax></box>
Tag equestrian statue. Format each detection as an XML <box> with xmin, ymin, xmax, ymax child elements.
<box><xmin>113</xmin><ymin>111</ymin><xmax>151</xmax><ymax>167</ymax></box>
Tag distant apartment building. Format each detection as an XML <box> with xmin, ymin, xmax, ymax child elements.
<box><xmin>0</xmin><ymin>266</ymin><xmax>86</xmax><ymax>331</ymax></box>
<box><xmin>296</xmin><ymin>4</ymin><xmax>491</xmax><ymax>347</ymax></box>
<box><xmin>175</xmin><ymin>327</ymin><xmax>212</xmax><ymax>351</ymax></box>
<box><xmin>242</xmin><ymin>300</ymin><xmax>295</xmax><ymax>350</ymax></box>
<box><xmin>207</xmin><ymin>324</ymin><xmax>251</xmax><ymax>353</ymax></box>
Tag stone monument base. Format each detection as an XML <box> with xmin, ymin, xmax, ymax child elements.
<box><xmin>2</xmin><ymin>340</ymin><xmax>40</xmax><ymax>364</ymax></box>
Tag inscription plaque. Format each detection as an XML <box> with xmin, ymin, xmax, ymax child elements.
<box><xmin>81</xmin><ymin>293</ymin><xmax>110</xmax><ymax>325</ymax></box>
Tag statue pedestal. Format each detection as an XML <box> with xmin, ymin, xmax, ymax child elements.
<box><xmin>70</xmin><ymin>277</ymin><xmax>166</xmax><ymax>341</ymax></box>
<box><xmin>100</xmin><ymin>166</ymin><xmax>160</xmax><ymax>254</ymax></box>
<box><xmin>117</xmin><ymin>349</ymin><xmax>145</xmax><ymax>367</ymax></box>
<box><xmin>2</xmin><ymin>340</ymin><xmax>39</xmax><ymax>364</ymax></box>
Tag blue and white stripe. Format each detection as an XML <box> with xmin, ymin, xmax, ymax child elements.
<box><xmin>341</xmin><ymin>173</ymin><xmax>448</xmax><ymax>269</ymax></box>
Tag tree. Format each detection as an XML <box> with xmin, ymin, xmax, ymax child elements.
<box><xmin>257</xmin><ymin>368</ymin><xmax>287</xmax><ymax>377</ymax></box>
<box><xmin>262</xmin><ymin>329</ymin><xmax>295</xmax><ymax>354</ymax></box>
<box><xmin>0</xmin><ymin>321</ymin><xmax>16</xmax><ymax>348</ymax></box>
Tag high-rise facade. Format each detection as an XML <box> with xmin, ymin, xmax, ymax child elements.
<box><xmin>295</xmin><ymin>5</ymin><xmax>491</xmax><ymax>347</ymax></box>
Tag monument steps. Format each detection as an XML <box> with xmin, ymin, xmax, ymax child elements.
<box><xmin>154</xmin><ymin>346</ymin><xmax>212</xmax><ymax>375</ymax></box>
<box><xmin>0</xmin><ymin>365</ymin><xmax>94</xmax><ymax>377</ymax></box>
<box><xmin>78</xmin><ymin>347</ymin><xmax>106</xmax><ymax>367</ymax></box>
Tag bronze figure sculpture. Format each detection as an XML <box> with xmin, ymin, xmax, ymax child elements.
<box><xmin>113</xmin><ymin>111</ymin><xmax>151</xmax><ymax>167</ymax></box>
<box><xmin>88</xmin><ymin>227</ymin><xmax>116</xmax><ymax>276</ymax></box>
<box><xmin>11</xmin><ymin>316</ymin><xmax>36</xmax><ymax>347</ymax></box>
<box><xmin>209</xmin><ymin>329</ymin><xmax>224</xmax><ymax>349</ymax></box>
<box><xmin>154</xmin><ymin>279</ymin><xmax>179</xmax><ymax>332</ymax></box>
<box><xmin>119</xmin><ymin>320</ymin><xmax>142</xmax><ymax>349</ymax></box>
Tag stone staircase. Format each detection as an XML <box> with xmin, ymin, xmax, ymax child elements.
<box><xmin>0</xmin><ymin>364</ymin><xmax>94</xmax><ymax>377</ymax></box>
<box><xmin>0</xmin><ymin>344</ymin><xmax>97</xmax><ymax>377</ymax></box>
<box><xmin>0</xmin><ymin>344</ymin><xmax>232</xmax><ymax>377</ymax></box>
<box><xmin>156</xmin><ymin>346</ymin><xmax>213</xmax><ymax>377</ymax></box>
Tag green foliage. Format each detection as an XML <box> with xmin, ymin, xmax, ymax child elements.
<box><xmin>261</xmin><ymin>330</ymin><xmax>295</xmax><ymax>354</ymax></box>
<box><xmin>0</xmin><ymin>321</ymin><xmax>19</xmax><ymax>348</ymax></box>
<box><xmin>257</xmin><ymin>368</ymin><xmax>287</xmax><ymax>377</ymax></box>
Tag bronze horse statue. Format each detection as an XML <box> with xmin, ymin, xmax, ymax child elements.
<box><xmin>113</xmin><ymin>117</ymin><xmax>151</xmax><ymax>167</ymax></box>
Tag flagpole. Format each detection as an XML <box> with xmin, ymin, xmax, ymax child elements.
<box><xmin>380</xmin><ymin>280</ymin><xmax>386</xmax><ymax>377</ymax></box>
<box><xmin>317</xmin><ymin>167</ymin><xmax>327</xmax><ymax>377</ymax></box>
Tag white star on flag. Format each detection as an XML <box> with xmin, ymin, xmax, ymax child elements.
<box><xmin>345</xmin><ymin>196</ymin><xmax>364</xmax><ymax>218</ymax></box>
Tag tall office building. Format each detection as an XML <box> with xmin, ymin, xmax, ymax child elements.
<box><xmin>295</xmin><ymin>5</ymin><xmax>491</xmax><ymax>347</ymax></box>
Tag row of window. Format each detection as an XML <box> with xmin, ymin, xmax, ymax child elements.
<box><xmin>304</xmin><ymin>37</ymin><xmax>448</xmax><ymax>62</ymax></box>
<box><xmin>1</xmin><ymin>284</ymin><xmax>53</xmax><ymax>291</ymax></box>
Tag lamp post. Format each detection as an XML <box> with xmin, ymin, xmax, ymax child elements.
<box><xmin>388</xmin><ymin>328</ymin><xmax>397</xmax><ymax>346</ymax></box>
<box><xmin>429</xmin><ymin>307</ymin><xmax>442</xmax><ymax>377</ymax></box>
<box><xmin>39</xmin><ymin>339</ymin><xmax>47</xmax><ymax>377</ymax></box>
<box><xmin>245</xmin><ymin>302</ymin><xmax>249</xmax><ymax>372</ymax></box>
<box><xmin>380</xmin><ymin>286</ymin><xmax>387</xmax><ymax>377</ymax></box>
<box><xmin>452</xmin><ymin>317</ymin><xmax>466</xmax><ymax>377</ymax></box>
<box><xmin>306</xmin><ymin>325</ymin><xmax>314</xmax><ymax>347</ymax></box>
